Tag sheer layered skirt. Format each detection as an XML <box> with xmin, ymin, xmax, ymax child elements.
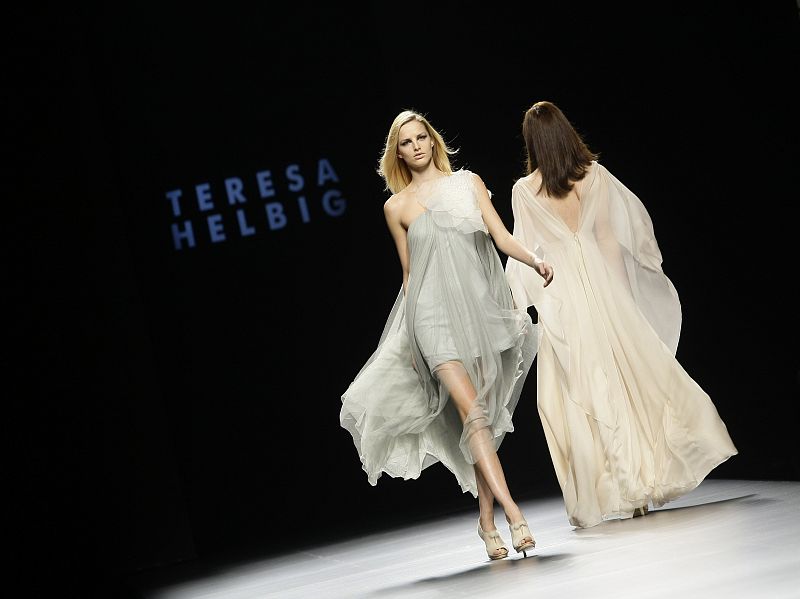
<box><xmin>340</xmin><ymin>209</ymin><xmax>537</xmax><ymax>496</ymax></box>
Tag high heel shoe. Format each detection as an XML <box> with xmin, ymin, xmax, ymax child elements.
<box><xmin>478</xmin><ymin>522</ymin><xmax>509</xmax><ymax>560</ymax></box>
<box><xmin>632</xmin><ymin>505</ymin><xmax>649</xmax><ymax>518</ymax></box>
<box><xmin>508</xmin><ymin>520</ymin><xmax>536</xmax><ymax>556</ymax></box>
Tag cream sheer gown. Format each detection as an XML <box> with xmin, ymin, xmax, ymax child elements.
<box><xmin>340</xmin><ymin>169</ymin><xmax>538</xmax><ymax>496</ymax></box>
<box><xmin>505</xmin><ymin>161</ymin><xmax>737</xmax><ymax>528</ymax></box>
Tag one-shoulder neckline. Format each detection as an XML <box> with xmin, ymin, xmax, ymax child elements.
<box><xmin>411</xmin><ymin>168</ymin><xmax>470</xmax><ymax>189</ymax></box>
<box><xmin>404</xmin><ymin>170</ymin><xmax>463</xmax><ymax>230</ymax></box>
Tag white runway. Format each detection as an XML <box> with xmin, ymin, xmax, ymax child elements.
<box><xmin>146</xmin><ymin>480</ymin><xmax>800</xmax><ymax>599</ymax></box>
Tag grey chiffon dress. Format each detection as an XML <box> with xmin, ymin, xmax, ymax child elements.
<box><xmin>340</xmin><ymin>169</ymin><xmax>539</xmax><ymax>495</ymax></box>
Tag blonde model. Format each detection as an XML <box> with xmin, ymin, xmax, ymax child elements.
<box><xmin>341</xmin><ymin>110</ymin><xmax>553</xmax><ymax>559</ymax></box>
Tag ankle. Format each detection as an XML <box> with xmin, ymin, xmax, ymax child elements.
<box><xmin>504</xmin><ymin>503</ymin><xmax>524</xmax><ymax>524</ymax></box>
<box><xmin>479</xmin><ymin>514</ymin><xmax>497</xmax><ymax>531</ymax></box>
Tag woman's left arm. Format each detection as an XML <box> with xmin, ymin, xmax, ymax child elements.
<box><xmin>474</xmin><ymin>173</ymin><xmax>554</xmax><ymax>287</ymax></box>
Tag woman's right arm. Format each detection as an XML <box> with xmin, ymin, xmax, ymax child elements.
<box><xmin>384</xmin><ymin>197</ymin><xmax>410</xmax><ymax>295</ymax></box>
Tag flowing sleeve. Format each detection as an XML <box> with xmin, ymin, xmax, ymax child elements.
<box><xmin>505</xmin><ymin>181</ymin><xmax>546</xmax><ymax>310</ymax></box>
<box><xmin>598</xmin><ymin>164</ymin><xmax>682</xmax><ymax>354</ymax></box>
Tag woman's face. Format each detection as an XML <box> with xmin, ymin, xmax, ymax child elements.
<box><xmin>397</xmin><ymin>120</ymin><xmax>434</xmax><ymax>168</ymax></box>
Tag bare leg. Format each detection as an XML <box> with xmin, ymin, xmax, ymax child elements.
<box><xmin>475</xmin><ymin>467</ymin><xmax>497</xmax><ymax>531</ymax></box>
<box><xmin>436</xmin><ymin>362</ymin><xmax>530</xmax><ymax>538</ymax></box>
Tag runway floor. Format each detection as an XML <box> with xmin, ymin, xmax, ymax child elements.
<box><xmin>141</xmin><ymin>479</ymin><xmax>799</xmax><ymax>599</ymax></box>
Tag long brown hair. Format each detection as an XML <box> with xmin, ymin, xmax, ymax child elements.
<box><xmin>522</xmin><ymin>101</ymin><xmax>598</xmax><ymax>198</ymax></box>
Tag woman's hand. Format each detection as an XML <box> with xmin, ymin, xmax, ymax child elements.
<box><xmin>532</xmin><ymin>257</ymin><xmax>554</xmax><ymax>287</ymax></box>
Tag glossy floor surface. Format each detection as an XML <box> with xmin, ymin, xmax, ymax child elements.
<box><xmin>143</xmin><ymin>480</ymin><xmax>800</xmax><ymax>599</ymax></box>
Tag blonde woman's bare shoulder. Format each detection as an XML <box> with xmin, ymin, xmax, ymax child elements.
<box><xmin>383</xmin><ymin>191</ymin><xmax>405</xmax><ymax>210</ymax></box>
<box><xmin>384</xmin><ymin>191</ymin><xmax>406</xmax><ymax>217</ymax></box>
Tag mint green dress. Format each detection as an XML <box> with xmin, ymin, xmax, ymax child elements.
<box><xmin>340</xmin><ymin>169</ymin><xmax>538</xmax><ymax>496</ymax></box>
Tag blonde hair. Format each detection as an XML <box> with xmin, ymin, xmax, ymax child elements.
<box><xmin>377</xmin><ymin>110</ymin><xmax>457</xmax><ymax>194</ymax></box>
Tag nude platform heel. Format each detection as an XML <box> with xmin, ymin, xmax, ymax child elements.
<box><xmin>478</xmin><ymin>522</ymin><xmax>509</xmax><ymax>560</ymax></box>
<box><xmin>509</xmin><ymin>520</ymin><xmax>536</xmax><ymax>556</ymax></box>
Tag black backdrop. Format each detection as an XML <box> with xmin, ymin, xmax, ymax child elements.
<box><xmin>10</xmin><ymin>2</ymin><xmax>800</xmax><ymax>596</ymax></box>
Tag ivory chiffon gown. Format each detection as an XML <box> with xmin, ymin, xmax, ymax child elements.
<box><xmin>340</xmin><ymin>169</ymin><xmax>538</xmax><ymax>496</ymax></box>
<box><xmin>505</xmin><ymin>161</ymin><xmax>737</xmax><ymax>527</ymax></box>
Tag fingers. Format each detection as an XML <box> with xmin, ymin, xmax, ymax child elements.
<box><xmin>542</xmin><ymin>265</ymin><xmax>554</xmax><ymax>287</ymax></box>
<box><xmin>533</xmin><ymin>261</ymin><xmax>554</xmax><ymax>287</ymax></box>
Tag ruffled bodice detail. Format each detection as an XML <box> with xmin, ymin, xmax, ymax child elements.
<box><xmin>415</xmin><ymin>169</ymin><xmax>488</xmax><ymax>235</ymax></box>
